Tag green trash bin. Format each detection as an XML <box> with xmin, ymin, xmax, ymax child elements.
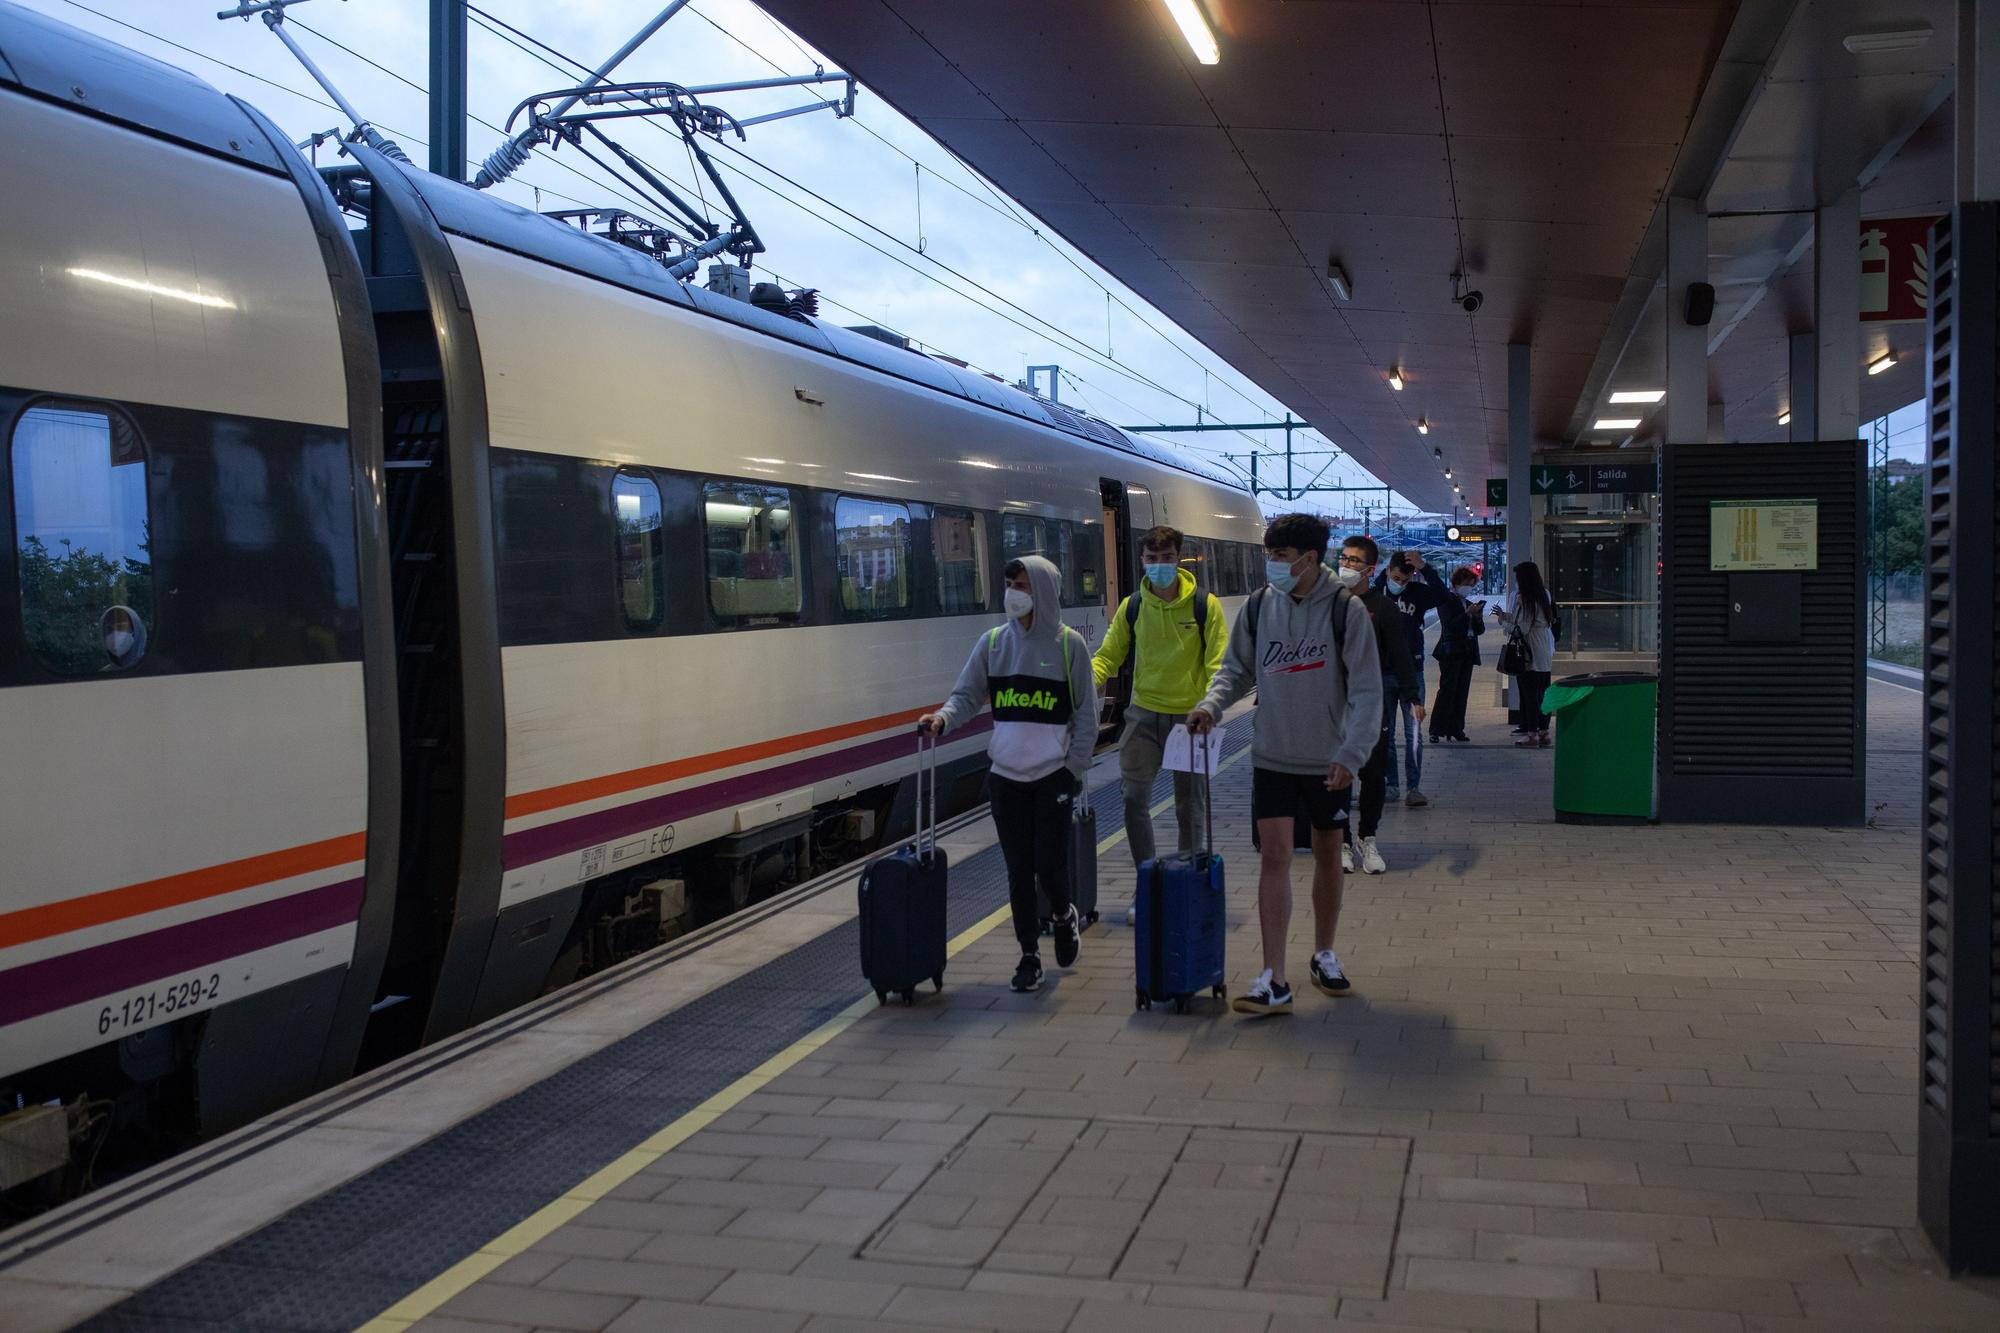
<box><xmin>1542</xmin><ymin>671</ymin><xmax>1656</xmax><ymax>824</ymax></box>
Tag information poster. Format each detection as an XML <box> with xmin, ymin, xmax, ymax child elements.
<box><xmin>1709</xmin><ymin>499</ymin><xmax>1818</xmax><ymax>571</ymax></box>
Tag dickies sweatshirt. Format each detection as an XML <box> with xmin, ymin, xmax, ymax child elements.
<box><xmin>1194</xmin><ymin>568</ymin><xmax>1382</xmax><ymax>777</ymax></box>
<box><xmin>933</xmin><ymin>555</ymin><xmax>1097</xmax><ymax>784</ymax></box>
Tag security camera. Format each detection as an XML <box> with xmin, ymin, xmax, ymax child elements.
<box><xmin>1459</xmin><ymin>290</ymin><xmax>1484</xmax><ymax>314</ymax></box>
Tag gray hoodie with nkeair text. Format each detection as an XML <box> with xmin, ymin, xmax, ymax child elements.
<box><xmin>933</xmin><ymin>555</ymin><xmax>1097</xmax><ymax>785</ymax></box>
<box><xmin>1194</xmin><ymin>568</ymin><xmax>1381</xmax><ymax>777</ymax></box>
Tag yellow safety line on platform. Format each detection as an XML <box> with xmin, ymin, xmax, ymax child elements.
<box><xmin>353</xmin><ymin>749</ymin><xmax>1246</xmax><ymax>1332</ymax></box>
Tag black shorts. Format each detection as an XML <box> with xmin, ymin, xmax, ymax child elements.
<box><xmin>1251</xmin><ymin>766</ymin><xmax>1352</xmax><ymax>831</ymax></box>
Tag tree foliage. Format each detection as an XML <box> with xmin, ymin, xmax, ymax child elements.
<box><xmin>16</xmin><ymin>536</ymin><xmax>152</xmax><ymax>674</ymax></box>
<box><xmin>1869</xmin><ymin>470</ymin><xmax>1924</xmax><ymax>576</ymax></box>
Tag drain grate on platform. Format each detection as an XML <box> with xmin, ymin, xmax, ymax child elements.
<box><xmin>861</xmin><ymin>1114</ymin><xmax>1408</xmax><ymax>1299</ymax></box>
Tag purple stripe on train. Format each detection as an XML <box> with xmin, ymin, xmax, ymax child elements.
<box><xmin>501</xmin><ymin>717</ymin><xmax>992</xmax><ymax>871</ymax></box>
<box><xmin>0</xmin><ymin>879</ymin><xmax>364</xmax><ymax>1027</ymax></box>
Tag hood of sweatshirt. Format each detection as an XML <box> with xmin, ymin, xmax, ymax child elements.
<box><xmin>1015</xmin><ymin>553</ymin><xmax>1064</xmax><ymax>639</ymax></box>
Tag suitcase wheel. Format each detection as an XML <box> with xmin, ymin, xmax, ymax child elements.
<box><xmin>1172</xmin><ymin>994</ymin><xmax>1191</xmax><ymax>1015</ymax></box>
<box><xmin>1135</xmin><ymin>988</ymin><xmax>1151</xmax><ymax>1012</ymax></box>
<box><xmin>932</xmin><ymin>974</ymin><xmax>945</xmax><ymax>992</ymax></box>
<box><xmin>1211</xmin><ymin>984</ymin><xmax>1226</xmax><ymax>999</ymax></box>
<box><xmin>874</xmin><ymin>988</ymin><xmax>888</xmax><ymax>1006</ymax></box>
<box><xmin>1085</xmin><ymin>910</ymin><xmax>1100</xmax><ymax>925</ymax></box>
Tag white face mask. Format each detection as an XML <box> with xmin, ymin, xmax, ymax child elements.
<box><xmin>105</xmin><ymin>631</ymin><xmax>135</xmax><ymax>659</ymax></box>
<box><xmin>1334</xmin><ymin>567</ymin><xmax>1363</xmax><ymax>589</ymax></box>
<box><xmin>1003</xmin><ymin>587</ymin><xmax>1034</xmax><ymax>620</ymax></box>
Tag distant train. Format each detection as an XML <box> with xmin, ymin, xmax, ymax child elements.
<box><xmin>0</xmin><ymin>4</ymin><xmax>1266</xmax><ymax>1159</ymax></box>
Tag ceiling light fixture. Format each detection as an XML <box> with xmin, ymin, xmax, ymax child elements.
<box><xmin>1443</xmin><ymin>468</ymin><xmax>1452</xmax><ymax>478</ymax></box>
<box><xmin>1327</xmin><ymin>261</ymin><xmax>1352</xmax><ymax>302</ymax></box>
<box><xmin>1388</xmin><ymin>368</ymin><xmax>1404</xmax><ymax>392</ymax></box>
<box><xmin>1162</xmin><ymin>0</ymin><xmax>1220</xmax><ymax>65</ymax></box>
<box><xmin>1416</xmin><ymin>418</ymin><xmax>1430</xmax><ymax>435</ymax></box>
<box><xmin>1843</xmin><ymin>24</ymin><xmax>1933</xmax><ymax>54</ymax></box>
<box><xmin>1867</xmin><ymin>353</ymin><xmax>1896</xmax><ymax>375</ymax></box>
<box><xmin>1608</xmin><ymin>389</ymin><xmax>1664</xmax><ymax>404</ymax></box>
<box><xmin>1594</xmin><ymin>417</ymin><xmax>1642</xmax><ymax>431</ymax></box>
<box><xmin>1778</xmin><ymin>411</ymin><xmax>1791</xmax><ymax>426</ymax></box>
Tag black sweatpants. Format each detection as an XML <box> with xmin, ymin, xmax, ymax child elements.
<box><xmin>1432</xmin><ymin>656</ymin><xmax>1475</xmax><ymax>738</ymax></box>
<box><xmin>988</xmin><ymin>769</ymin><xmax>1074</xmax><ymax>956</ymax></box>
<box><xmin>1520</xmin><ymin>669</ymin><xmax>1553</xmax><ymax>733</ymax></box>
<box><xmin>1354</xmin><ymin>717</ymin><xmax>1392</xmax><ymax>841</ymax></box>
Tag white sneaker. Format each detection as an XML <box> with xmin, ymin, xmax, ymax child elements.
<box><xmin>1341</xmin><ymin>840</ymin><xmax>1355</xmax><ymax>873</ymax></box>
<box><xmin>1125</xmin><ymin>903</ymin><xmax>1137</xmax><ymax>927</ymax></box>
<box><xmin>1358</xmin><ymin>836</ymin><xmax>1387</xmax><ymax>875</ymax></box>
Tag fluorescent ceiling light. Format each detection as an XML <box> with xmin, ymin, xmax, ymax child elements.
<box><xmin>1844</xmin><ymin>25</ymin><xmax>1932</xmax><ymax>53</ymax></box>
<box><xmin>69</xmin><ymin>266</ymin><xmax>235</xmax><ymax>310</ymax></box>
<box><xmin>1416</xmin><ymin>418</ymin><xmax>1430</xmax><ymax>435</ymax></box>
<box><xmin>1608</xmin><ymin>389</ymin><xmax>1664</xmax><ymax>404</ymax></box>
<box><xmin>1162</xmin><ymin>0</ymin><xmax>1220</xmax><ymax>64</ymax></box>
<box><xmin>1778</xmin><ymin>411</ymin><xmax>1791</xmax><ymax>426</ymax></box>
<box><xmin>1594</xmin><ymin>417</ymin><xmax>1642</xmax><ymax>431</ymax></box>
<box><xmin>1388</xmin><ymin>369</ymin><xmax>1404</xmax><ymax>392</ymax></box>
<box><xmin>1867</xmin><ymin>353</ymin><xmax>1896</xmax><ymax>375</ymax></box>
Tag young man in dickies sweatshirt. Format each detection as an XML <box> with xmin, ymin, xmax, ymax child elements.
<box><xmin>1188</xmin><ymin>513</ymin><xmax>1381</xmax><ymax>1015</ymax></box>
<box><xmin>920</xmin><ymin>554</ymin><xmax>1096</xmax><ymax>995</ymax></box>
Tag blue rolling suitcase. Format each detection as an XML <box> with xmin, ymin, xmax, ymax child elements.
<box><xmin>1134</xmin><ymin>735</ymin><xmax>1226</xmax><ymax>1014</ymax></box>
<box><xmin>859</xmin><ymin>733</ymin><xmax>948</xmax><ymax>1005</ymax></box>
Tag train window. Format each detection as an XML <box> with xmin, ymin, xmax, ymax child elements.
<box><xmin>703</xmin><ymin>480</ymin><xmax>801</xmax><ymax>625</ymax></box>
<box><xmin>835</xmin><ymin>495</ymin><xmax>911</xmax><ymax>620</ymax></box>
<box><xmin>933</xmin><ymin>507</ymin><xmax>986</xmax><ymax>613</ymax></box>
<box><xmin>1001</xmin><ymin>512</ymin><xmax>1045</xmax><ymax>563</ymax></box>
<box><xmin>1204</xmin><ymin>540</ymin><xmax>1233</xmax><ymax>596</ymax></box>
<box><xmin>1244</xmin><ymin>541</ymin><xmax>1268</xmax><ymax>592</ymax></box>
<box><xmin>10</xmin><ymin>403</ymin><xmax>153</xmax><ymax>675</ymax></box>
<box><xmin>613</xmin><ymin>471</ymin><xmax>664</xmax><ymax>631</ymax></box>
<box><xmin>1179</xmin><ymin>536</ymin><xmax>1205</xmax><ymax>589</ymax></box>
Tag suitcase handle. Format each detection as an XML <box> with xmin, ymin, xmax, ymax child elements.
<box><xmin>1189</xmin><ymin>726</ymin><xmax>1213</xmax><ymax>858</ymax></box>
<box><xmin>916</xmin><ymin>729</ymin><xmax>939</xmax><ymax>858</ymax></box>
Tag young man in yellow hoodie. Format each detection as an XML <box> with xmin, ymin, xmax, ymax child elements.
<box><xmin>1092</xmin><ymin>526</ymin><xmax>1227</xmax><ymax>917</ymax></box>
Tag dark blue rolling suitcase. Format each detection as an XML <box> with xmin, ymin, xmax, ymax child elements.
<box><xmin>1134</xmin><ymin>734</ymin><xmax>1226</xmax><ymax>1014</ymax></box>
<box><xmin>859</xmin><ymin>733</ymin><xmax>947</xmax><ymax>1005</ymax></box>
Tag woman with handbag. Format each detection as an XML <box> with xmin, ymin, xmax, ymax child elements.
<box><xmin>1428</xmin><ymin>566</ymin><xmax>1485</xmax><ymax>743</ymax></box>
<box><xmin>1496</xmin><ymin>561</ymin><xmax>1559</xmax><ymax>748</ymax></box>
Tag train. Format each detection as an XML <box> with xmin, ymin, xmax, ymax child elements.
<box><xmin>0</xmin><ymin>2</ymin><xmax>1267</xmax><ymax>1178</ymax></box>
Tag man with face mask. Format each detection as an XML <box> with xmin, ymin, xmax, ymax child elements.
<box><xmin>1187</xmin><ymin>513</ymin><xmax>1381</xmax><ymax>1015</ymax></box>
<box><xmin>921</xmin><ymin>555</ymin><xmax>1097</xmax><ymax>994</ymax></box>
<box><xmin>1091</xmin><ymin>525</ymin><xmax>1227</xmax><ymax>911</ymax></box>
<box><xmin>1338</xmin><ymin>536</ymin><xmax>1421</xmax><ymax>875</ymax></box>
<box><xmin>1374</xmin><ymin>549</ymin><xmax>1465</xmax><ymax>808</ymax></box>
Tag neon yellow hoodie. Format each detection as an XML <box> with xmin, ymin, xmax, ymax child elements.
<box><xmin>1091</xmin><ymin>568</ymin><xmax>1227</xmax><ymax>714</ymax></box>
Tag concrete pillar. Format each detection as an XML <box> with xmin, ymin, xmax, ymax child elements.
<box><xmin>1814</xmin><ymin>188</ymin><xmax>1861</xmax><ymax>442</ymax></box>
<box><xmin>1960</xmin><ymin>0</ymin><xmax>2000</xmax><ymax>202</ymax></box>
<box><xmin>1707</xmin><ymin>402</ymin><xmax>1726</xmax><ymax>443</ymax></box>
<box><xmin>1789</xmin><ymin>330</ymin><xmax>1817</xmax><ymax>440</ymax></box>
<box><xmin>1507</xmin><ymin>342</ymin><xmax>1531</xmax><ymax>574</ymax></box>
<box><xmin>1665</xmin><ymin>197</ymin><xmax>1708</xmax><ymax>445</ymax></box>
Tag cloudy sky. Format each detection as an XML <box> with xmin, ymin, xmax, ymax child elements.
<box><xmin>25</xmin><ymin>0</ymin><xmax>1420</xmax><ymax>519</ymax></box>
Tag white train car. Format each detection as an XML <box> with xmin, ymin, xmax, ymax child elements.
<box><xmin>0</xmin><ymin>5</ymin><xmax>399</xmax><ymax>1133</ymax></box>
<box><xmin>0</xmin><ymin>2</ymin><xmax>1268</xmax><ymax>1166</ymax></box>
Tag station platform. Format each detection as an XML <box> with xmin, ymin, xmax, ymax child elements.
<box><xmin>5</xmin><ymin>670</ymin><xmax>1996</xmax><ymax>1333</ymax></box>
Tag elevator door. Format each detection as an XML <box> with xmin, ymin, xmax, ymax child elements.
<box><xmin>1550</xmin><ymin>528</ymin><xmax>1640</xmax><ymax>653</ymax></box>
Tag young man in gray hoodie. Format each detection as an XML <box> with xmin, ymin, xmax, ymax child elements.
<box><xmin>1188</xmin><ymin>513</ymin><xmax>1381</xmax><ymax>1014</ymax></box>
<box><xmin>920</xmin><ymin>555</ymin><xmax>1097</xmax><ymax>993</ymax></box>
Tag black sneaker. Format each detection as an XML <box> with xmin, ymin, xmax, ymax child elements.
<box><xmin>1230</xmin><ymin>969</ymin><xmax>1294</xmax><ymax>1016</ymax></box>
<box><xmin>1310</xmin><ymin>949</ymin><xmax>1352</xmax><ymax>997</ymax></box>
<box><xmin>1052</xmin><ymin>905</ymin><xmax>1081</xmax><ymax>968</ymax></box>
<box><xmin>1010</xmin><ymin>954</ymin><xmax>1044</xmax><ymax>992</ymax></box>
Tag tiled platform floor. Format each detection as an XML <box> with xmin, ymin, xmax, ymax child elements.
<box><xmin>398</xmin><ymin>670</ymin><xmax>1998</xmax><ymax>1333</ymax></box>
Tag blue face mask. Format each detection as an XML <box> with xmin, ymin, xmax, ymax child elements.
<box><xmin>1265</xmin><ymin>557</ymin><xmax>1300</xmax><ymax>593</ymax></box>
<box><xmin>1386</xmin><ymin>578</ymin><xmax>1408</xmax><ymax>595</ymax></box>
<box><xmin>1144</xmin><ymin>562</ymin><xmax>1178</xmax><ymax>590</ymax></box>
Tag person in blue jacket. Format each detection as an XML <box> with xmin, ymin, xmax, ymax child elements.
<box><xmin>1374</xmin><ymin>551</ymin><xmax>1466</xmax><ymax>808</ymax></box>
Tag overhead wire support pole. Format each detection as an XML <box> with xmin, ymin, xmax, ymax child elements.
<box><xmin>217</xmin><ymin>0</ymin><xmax>413</xmax><ymax>163</ymax></box>
<box><xmin>429</xmin><ymin>0</ymin><xmax>468</xmax><ymax>179</ymax></box>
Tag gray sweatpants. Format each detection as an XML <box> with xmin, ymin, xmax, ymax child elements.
<box><xmin>1119</xmin><ymin>705</ymin><xmax>1206</xmax><ymax>866</ymax></box>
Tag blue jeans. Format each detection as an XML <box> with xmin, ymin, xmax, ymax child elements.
<box><xmin>1383</xmin><ymin>671</ymin><xmax>1424</xmax><ymax>792</ymax></box>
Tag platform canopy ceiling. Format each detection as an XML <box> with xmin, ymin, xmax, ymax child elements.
<box><xmin>755</xmin><ymin>0</ymin><xmax>1740</xmax><ymax>511</ymax></box>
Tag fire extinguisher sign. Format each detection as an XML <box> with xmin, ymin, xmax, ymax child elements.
<box><xmin>1860</xmin><ymin>216</ymin><xmax>1944</xmax><ymax>323</ymax></box>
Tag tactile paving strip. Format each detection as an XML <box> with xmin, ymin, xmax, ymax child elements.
<box><xmin>75</xmin><ymin>735</ymin><xmax>1250</xmax><ymax>1333</ymax></box>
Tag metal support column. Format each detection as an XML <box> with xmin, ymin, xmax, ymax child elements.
<box><xmin>1788</xmin><ymin>329</ymin><xmax>1817</xmax><ymax>440</ymax></box>
<box><xmin>1665</xmin><ymin>196</ymin><xmax>1709</xmax><ymax>446</ymax></box>
<box><xmin>1506</xmin><ymin>342</ymin><xmax>1531</xmax><ymax>573</ymax></box>
<box><xmin>429</xmin><ymin>0</ymin><xmax>468</xmax><ymax>180</ymax></box>
<box><xmin>1814</xmin><ymin>188</ymin><xmax>1862</xmax><ymax>442</ymax></box>
<box><xmin>1868</xmin><ymin>415</ymin><xmax>1889</xmax><ymax>656</ymax></box>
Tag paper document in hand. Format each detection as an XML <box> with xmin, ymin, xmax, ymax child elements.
<box><xmin>1164</xmin><ymin>723</ymin><xmax>1224</xmax><ymax>776</ymax></box>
